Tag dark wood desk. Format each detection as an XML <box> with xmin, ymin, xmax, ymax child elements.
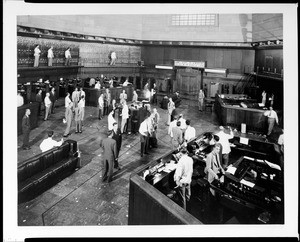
<box><xmin>18</xmin><ymin>102</ymin><xmax>39</xmax><ymax>136</ymax></box>
<box><xmin>214</xmin><ymin>94</ymin><xmax>268</xmax><ymax>133</ymax></box>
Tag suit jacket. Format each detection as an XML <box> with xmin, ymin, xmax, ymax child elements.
<box><xmin>205</xmin><ymin>152</ymin><xmax>222</xmax><ymax>183</ymax></box>
<box><xmin>50</xmin><ymin>91</ymin><xmax>56</xmax><ymax>103</ymax></box>
<box><xmin>36</xmin><ymin>93</ymin><xmax>43</xmax><ymax>103</ymax></box>
<box><xmin>22</xmin><ymin>115</ymin><xmax>31</xmax><ymax>133</ymax></box>
<box><xmin>172</xmin><ymin>126</ymin><xmax>183</xmax><ymax>144</ymax></box>
<box><xmin>112</xmin><ymin>128</ymin><xmax>122</xmax><ymax>151</ymax></box>
<box><xmin>101</xmin><ymin>137</ymin><xmax>117</xmax><ymax>161</ymax></box>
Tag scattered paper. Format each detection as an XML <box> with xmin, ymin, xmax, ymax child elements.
<box><xmin>226</xmin><ymin>166</ymin><xmax>237</xmax><ymax>175</ymax></box>
<box><xmin>240</xmin><ymin>137</ymin><xmax>249</xmax><ymax>145</ymax></box>
<box><xmin>264</xmin><ymin>160</ymin><xmax>281</xmax><ymax>171</ymax></box>
<box><xmin>240</xmin><ymin>179</ymin><xmax>255</xmax><ymax>188</ymax></box>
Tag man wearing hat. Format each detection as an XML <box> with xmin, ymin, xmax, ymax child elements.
<box><xmin>173</xmin><ymin>146</ymin><xmax>193</xmax><ymax>210</ymax></box>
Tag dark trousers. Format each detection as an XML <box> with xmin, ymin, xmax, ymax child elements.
<box><xmin>114</xmin><ymin>148</ymin><xmax>120</xmax><ymax>168</ymax></box>
<box><xmin>222</xmin><ymin>153</ymin><xmax>229</xmax><ymax>168</ymax></box>
<box><xmin>51</xmin><ymin>101</ymin><xmax>55</xmax><ymax>113</ymax></box>
<box><xmin>104</xmin><ymin>106</ymin><xmax>109</xmax><ymax>116</ymax></box>
<box><xmin>140</xmin><ymin>134</ymin><xmax>149</xmax><ymax>155</ymax></box>
<box><xmin>102</xmin><ymin>159</ymin><xmax>113</xmax><ymax>182</ymax></box>
<box><xmin>23</xmin><ymin>131</ymin><xmax>30</xmax><ymax>148</ymax></box>
<box><xmin>37</xmin><ymin>102</ymin><xmax>42</xmax><ymax>116</ymax></box>
<box><xmin>98</xmin><ymin>108</ymin><xmax>103</xmax><ymax>119</ymax></box>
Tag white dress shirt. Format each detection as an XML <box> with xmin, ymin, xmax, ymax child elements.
<box><xmin>40</xmin><ymin>137</ymin><xmax>63</xmax><ymax>152</ymax></box>
<box><xmin>185</xmin><ymin>126</ymin><xmax>196</xmax><ymax>142</ymax></box>
<box><xmin>65</xmin><ymin>49</ymin><xmax>71</xmax><ymax>58</ymax></box>
<box><xmin>95</xmin><ymin>82</ymin><xmax>101</xmax><ymax>89</ymax></box>
<box><xmin>178</xmin><ymin>117</ymin><xmax>187</xmax><ymax>130</ymax></box>
<box><xmin>44</xmin><ymin>96</ymin><xmax>51</xmax><ymax>107</ymax></box>
<box><xmin>139</xmin><ymin>119</ymin><xmax>150</xmax><ymax>136</ymax></box>
<box><xmin>65</xmin><ymin>96</ymin><xmax>72</xmax><ymax>108</ymax></box>
<box><xmin>174</xmin><ymin>154</ymin><xmax>193</xmax><ymax>184</ymax></box>
<box><xmin>108</xmin><ymin>113</ymin><xmax>116</xmax><ymax>131</ymax></box>
<box><xmin>47</xmin><ymin>48</ymin><xmax>54</xmax><ymax>58</ymax></box>
<box><xmin>34</xmin><ymin>47</ymin><xmax>41</xmax><ymax>56</ymax></box>
<box><xmin>264</xmin><ymin>110</ymin><xmax>279</xmax><ymax>123</ymax></box>
<box><xmin>168</xmin><ymin>120</ymin><xmax>177</xmax><ymax>138</ymax></box>
<box><xmin>98</xmin><ymin>96</ymin><xmax>104</xmax><ymax>108</ymax></box>
<box><xmin>121</xmin><ymin>104</ymin><xmax>129</xmax><ymax>119</ymax></box>
<box><xmin>17</xmin><ymin>95</ymin><xmax>24</xmax><ymax>107</ymax></box>
<box><xmin>216</xmin><ymin>130</ymin><xmax>234</xmax><ymax>154</ymax></box>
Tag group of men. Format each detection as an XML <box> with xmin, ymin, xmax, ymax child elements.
<box><xmin>33</xmin><ymin>45</ymin><xmax>72</xmax><ymax>67</ymax></box>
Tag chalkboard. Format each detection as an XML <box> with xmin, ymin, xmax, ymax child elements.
<box><xmin>17</xmin><ymin>36</ymin><xmax>80</xmax><ymax>67</ymax></box>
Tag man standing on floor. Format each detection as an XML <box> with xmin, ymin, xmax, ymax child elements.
<box><xmin>72</xmin><ymin>87</ymin><xmax>80</xmax><ymax>108</ymax></box>
<box><xmin>78</xmin><ymin>95</ymin><xmax>85</xmax><ymax>126</ymax></box>
<box><xmin>63</xmin><ymin>101</ymin><xmax>73</xmax><ymax>137</ymax></box>
<box><xmin>33</xmin><ymin>44</ymin><xmax>41</xmax><ymax>67</ymax></box>
<box><xmin>171</xmin><ymin>121</ymin><xmax>183</xmax><ymax>150</ymax></box>
<box><xmin>21</xmin><ymin>109</ymin><xmax>31</xmax><ymax>150</ymax></box>
<box><xmin>120</xmin><ymin>101</ymin><xmax>129</xmax><ymax>134</ymax></box>
<box><xmin>215</xmin><ymin>126</ymin><xmax>234</xmax><ymax>169</ymax></box>
<box><xmin>98</xmin><ymin>93</ymin><xmax>104</xmax><ymax>120</ymax></box>
<box><xmin>44</xmin><ymin>92</ymin><xmax>52</xmax><ymax>121</ymax></box>
<box><xmin>112</xmin><ymin>122</ymin><xmax>122</xmax><ymax>170</ymax></box>
<box><xmin>100</xmin><ymin>130</ymin><xmax>117</xmax><ymax>183</ymax></box>
<box><xmin>65</xmin><ymin>47</ymin><xmax>71</xmax><ymax>66</ymax></box>
<box><xmin>184</xmin><ymin>119</ymin><xmax>196</xmax><ymax>143</ymax></box>
<box><xmin>173</xmin><ymin>146</ymin><xmax>193</xmax><ymax>210</ymax></box>
<box><xmin>47</xmin><ymin>46</ymin><xmax>54</xmax><ymax>66</ymax></box>
<box><xmin>49</xmin><ymin>87</ymin><xmax>56</xmax><ymax>114</ymax></box>
<box><xmin>264</xmin><ymin>106</ymin><xmax>279</xmax><ymax>137</ymax></box>
<box><xmin>74</xmin><ymin>103</ymin><xmax>82</xmax><ymax>134</ymax></box>
<box><xmin>198</xmin><ymin>89</ymin><xmax>205</xmax><ymax>112</ymax></box>
<box><xmin>139</xmin><ymin>115</ymin><xmax>151</xmax><ymax>157</ymax></box>
<box><xmin>65</xmin><ymin>92</ymin><xmax>72</xmax><ymax>120</ymax></box>
<box><xmin>35</xmin><ymin>89</ymin><xmax>43</xmax><ymax>116</ymax></box>
<box><xmin>167</xmin><ymin>97</ymin><xmax>175</xmax><ymax>125</ymax></box>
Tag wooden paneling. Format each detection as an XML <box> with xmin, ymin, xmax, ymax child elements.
<box><xmin>128</xmin><ymin>174</ymin><xmax>202</xmax><ymax>225</ymax></box>
<box><xmin>141</xmin><ymin>46</ymin><xmax>255</xmax><ymax>74</ymax></box>
<box><xmin>255</xmin><ymin>49</ymin><xmax>283</xmax><ymax>73</ymax></box>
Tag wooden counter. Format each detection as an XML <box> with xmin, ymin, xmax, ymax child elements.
<box><xmin>214</xmin><ymin>94</ymin><xmax>268</xmax><ymax>133</ymax></box>
<box><xmin>18</xmin><ymin>102</ymin><xmax>39</xmax><ymax>136</ymax></box>
<box><xmin>84</xmin><ymin>85</ymin><xmax>134</xmax><ymax>107</ymax></box>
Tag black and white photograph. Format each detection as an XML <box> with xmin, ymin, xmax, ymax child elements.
<box><xmin>3</xmin><ymin>2</ymin><xmax>298</xmax><ymax>241</ymax></box>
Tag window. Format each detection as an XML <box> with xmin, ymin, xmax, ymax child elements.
<box><xmin>171</xmin><ymin>14</ymin><xmax>218</xmax><ymax>26</ymax></box>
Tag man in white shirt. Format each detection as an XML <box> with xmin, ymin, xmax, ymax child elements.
<box><xmin>168</xmin><ymin>115</ymin><xmax>178</xmax><ymax>140</ymax></box>
<box><xmin>132</xmin><ymin>90</ymin><xmax>138</xmax><ymax>103</ymax></box>
<box><xmin>72</xmin><ymin>87</ymin><xmax>80</xmax><ymax>107</ymax></box>
<box><xmin>40</xmin><ymin>131</ymin><xmax>63</xmax><ymax>152</ymax></box>
<box><xmin>64</xmin><ymin>92</ymin><xmax>72</xmax><ymax>120</ymax></box>
<box><xmin>264</xmin><ymin>106</ymin><xmax>279</xmax><ymax>136</ymax></box>
<box><xmin>65</xmin><ymin>47</ymin><xmax>71</xmax><ymax>66</ymax></box>
<box><xmin>184</xmin><ymin>120</ymin><xmax>196</xmax><ymax>142</ymax></box>
<box><xmin>78</xmin><ymin>95</ymin><xmax>85</xmax><ymax>126</ymax></box>
<box><xmin>44</xmin><ymin>92</ymin><xmax>52</xmax><ymax>121</ymax></box>
<box><xmin>173</xmin><ymin>147</ymin><xmax>193</xmax><ymax>210</ymax></box>
<box><xmin>98</xmin><ymin>93</ymin><xmax>104</xmax><ymax>120</ymax></box>
<box><xmin>110</xmin><ymin>51</ymin><xmax>117</xmax><ymax>65</ymax></box>
<box><xmin>108</xmin><ymin>110</ymin><xmax>116</xmax><ymax>131</ymax></box>
<box><xmin>139</xmin><ymin>115</ymin><xmax>151</xmax><ymax>157</ymax></box>
<box><xmin>120</xmin><ymin>101</ymin><xmax>129</xmax><ymax>133</ymax></box>
<box><xmin>122</xmin><ymin>79</ymin><xmax>130</xmax><ymax>86</ymax></box>
<box><xmin>178</xmin><ymin>114</ymin><xmax>187</xmax><ymax>132</ymax></box>
<box><xmin>95</xmin><ymin>81</ymin><xmax>101</xmax><ymax>89</ymax></box>
<box><xmin>215</xmin><ymin>126</ymin><xmax>234</xmax><ymax>169</ymax></box>
<box><xmin>33</xmin><ymin>45</ymin><xmax>41</xmax><ymax>67</ymax></box>
<box><xmin>17</xmin><ymin>92</ymin><xmax>24</xmax><ymax>107</ymax></box>
<box><xmin>119</xmin><ymin>90</ymin><xmax>127</xmax><ymax>105</ymax></box>
<box><xmin>47</xmin><ymin>46</ymin><xmax>54</xmax><ymax>66</ymax></box>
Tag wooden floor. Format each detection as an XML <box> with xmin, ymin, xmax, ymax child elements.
<box><xmin>17</xmin><ymin>98</ymin><xmax>282</xmax><ymax>226</ymax></box>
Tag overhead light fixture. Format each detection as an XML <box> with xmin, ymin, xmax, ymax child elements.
<box><xmin>204</xmin><ymin>68</ymin><xmax>228</xmax><ymax>75</ymax></box>
<box><xmin>155</xmin><ymin>65</ymin><xmax>173</xmax><ymax>70</ymax></box>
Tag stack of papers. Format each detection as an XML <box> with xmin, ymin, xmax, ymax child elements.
<box><xmin>163</xmin><ymin>163</ymin><xmax>177</xmax><ymax>173</ymax></box>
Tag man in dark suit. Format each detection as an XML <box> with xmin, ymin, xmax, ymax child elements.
<box><xmin>49</xmin><ymin>87</ymin><xmax>56</xmax><ymax>114</ymax></box>
<box><xmin>35</xmin><ymin>89</ymin><xmax>43</xmax><ymax>116</ymax></box>
<box><xmin>22</xmin><ymin>109</ymin><xmax>31</xmax><ymax>150</ymax></box>
<box><xmin>112</xmin><ymin>122</ymin><xmax>122</xmax><ymax>170</ymax></box>
<box><xmin>101</xmin><ymin>130</ymin><xmax>117</xmax><ymax>183</ymax></box>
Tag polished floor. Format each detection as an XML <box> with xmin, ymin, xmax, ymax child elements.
<box><xmin>17</xmin><ymin>98</ymin><xmax>282</xmax><ymax>226</ymax></box>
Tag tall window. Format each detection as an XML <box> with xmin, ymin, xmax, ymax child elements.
<box><xmin>171</xmin><ymin>14</ymin><xmax>218</xmax><ymax>26</ymax></box>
